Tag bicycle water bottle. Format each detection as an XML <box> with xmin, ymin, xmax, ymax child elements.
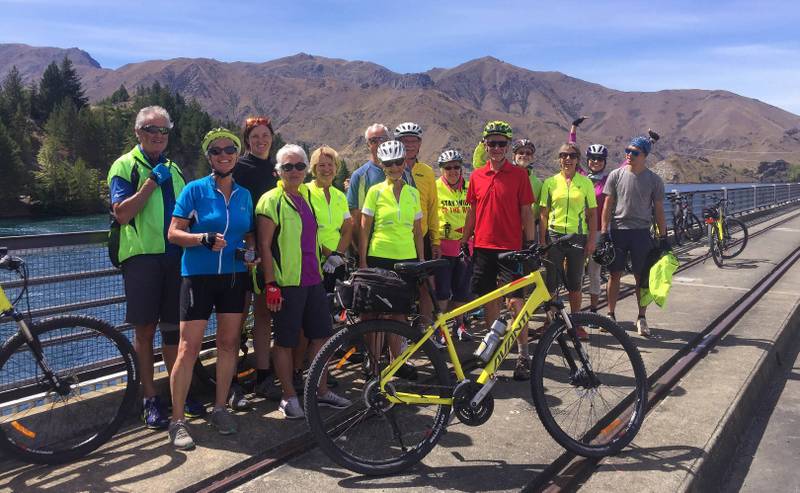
<box><xmin>473</xmin><ymin>318</ymin><xmax>508</xmax><ymax>363</ymax></box>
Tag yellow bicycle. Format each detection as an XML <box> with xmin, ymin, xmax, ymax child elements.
<box><xmin>304</xmin><ymin>237</ymin><xmax>647</xmax><ymax>475</ymax></box>
<box><xmin>703</xmin><ymin>198</ymin><xmax>748</xmax><ymax>268</ymax></box>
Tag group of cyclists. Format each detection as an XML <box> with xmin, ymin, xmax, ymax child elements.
<box><xmin>109</xmin><ymin>105</ymin><xmax>667</xmax><ymax>451</ymax></box>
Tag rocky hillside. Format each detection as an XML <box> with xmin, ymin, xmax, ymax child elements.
<box><xmin>3</xmin><ymin>44</ymin><xmax>799</xmax><ymax>181</ymax></box>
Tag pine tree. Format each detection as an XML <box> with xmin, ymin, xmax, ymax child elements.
<box><xmin>59</xmin><ymin>56</ymin><xmax>88</xmax><ymax>110</ymax></box>
<box><xmin>0</xmin><ymin>66</ymin><xmax>29</xmax><ymax>124</ymax></box>
<box><xmin>333</xmin><ymin>157</ymin><xmax>351</xmax><ymax>192</ymax></box>
<box><xmin>0</xmin><ymin>121</ymin><xmax>27</xmax><ymax>203</ymax></box>
<box><xmin>109</xmin><ymin>84</ymin><xmax>129</xmax><ymax>104</ymax></box>
<box><xmin>37</xmin><ymin>61</ymin><xmax>64</xmax><ymax>122</ymax></box>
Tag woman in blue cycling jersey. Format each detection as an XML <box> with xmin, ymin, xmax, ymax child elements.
<box><xmin>166</xmin><ymin>128</ymin><xmax>258</xmax><ymax>450</ymax></box>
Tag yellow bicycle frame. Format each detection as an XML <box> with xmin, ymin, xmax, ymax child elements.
<box><xmin>0</xmin><ymin>285</ymin><xmax>12</xmax><ymax>314</ymax></box>
<box><xmin>381</xmin><ymin>269</ymin><xmax>552</xmax><ymax>405</ymax></box>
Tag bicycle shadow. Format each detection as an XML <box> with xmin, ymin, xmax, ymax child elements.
<box><xmin>0</xmin><ymin>393</ymin><xmax>313</xmax><ymax>492</ymax></box>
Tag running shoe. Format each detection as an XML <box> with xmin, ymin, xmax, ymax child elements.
<box><xmin>279</xmin><ymin>396</ymin><xmax>305</xmax><ymax>420</ymax></box>
<box><xmin>142</xmin><ymin>396</ymin><xmax>169</xmax><ymax>430</ymax></box>
<box><xmin>513</xmin><ymin>356</ymin><xmax>531</xmax><ymax>381</ymax></box>
<box><xmin>228</xmin><ymin>383</ymin><xmax>250</xmax><ymax>411</ymax></box>
<box><xmin>317</xmin><ymin>390</ymin><xmax>352</xmax><ymax>409</ymax></box>
<box><xmin>636</xmin><ymin>316</ymin><xmax>651</xmax><ymax>337</ymax></box>
<box><xmin>253</xmin><ymin>377</ymin><xmax>282</xmax><ymax>401</ymax></box>
<box><xmin>184</xmin><ymin>397</ymin><xmax>206</xmax><ymax>418</ymax></box>
<box><xmin>456</xmin><ymin>324</ymin><xmax>473</xmax><ymax>342</ymax></box>
<box><xmin>168</xmin><ymin>420</ymin><xmax>195</xmax><ymax>450</ymax></box>
<box><xmin>210</xmin><ymin>407</ymin><xmax>237</xmax><ymax>435</ymax></box>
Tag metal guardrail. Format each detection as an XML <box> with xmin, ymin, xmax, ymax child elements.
<box><xmin>1</xmin><ymin>183</ymin><xmax>799</xmax><ymax>343</ymax></box>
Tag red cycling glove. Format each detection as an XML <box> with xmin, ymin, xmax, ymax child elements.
<box><xmin>265</xmin><ymin>283</ymin><xmax>281</xmax><ymax>306</ymax></box>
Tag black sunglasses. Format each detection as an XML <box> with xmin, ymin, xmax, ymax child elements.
<box><xmin>208</xmin><ymin>146</ymin><xmax>238</xmax><ymax>156</ymax></box>
<box><xmin>559</xmin><ymin>152</ymin><xmax>579</xmax><ymax>159</ymax></box>
<box><xmin>624</xmin><ymin>148</ymin><xmax>641</xmax><ymax>157</ymax></box>
<box><xmin>382</xmin><ymin>158</ymin><xmax>405</xmax><ymax>168</ymax></box>
<box><xmin>280</xmin><ymin>162</ymin><xmax>307</xmax><ymax>171</ymax></box>
<box><xmin>587</xmin><ymin>155</ymin><xmax>606</xmax><ymax>161</ymax></box>
<box><xmin>485</xmin><ymin>140</ymin><xmax>508</xmax><ymax>148</ymax></box>
<box><xmin>141</xmin><ymin>125</ymin><xmax>170</xmax><ymax>135</ymax></box>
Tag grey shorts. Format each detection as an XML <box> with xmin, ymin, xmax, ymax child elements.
<box><xmin>121</xmin><ymin>253</ymin><xmax>180</xmax><ymax>328</ymax></box>
<box><xmin>272</xmin><ymin>283</ymin><xmax>333</xmax><ymax>348</ymax></box>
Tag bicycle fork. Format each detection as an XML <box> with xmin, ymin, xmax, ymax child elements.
<box><xmin>15</xmin><ymin>315</ymin><xmax>71</xmax><ymax>396</ymax></box>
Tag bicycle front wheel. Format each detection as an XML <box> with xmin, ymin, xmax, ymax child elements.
<box><xmin>531</xmin><ymin>312</ymin><xmax>647</xmax><ymax>457</ymax></box>
<box><xmin>720</xmin><ymin>218</ymin><xmax>748</xmax><ymax>259</ymax></box>
<box><xmin>304</xmin><ymin>319</ymin><xmax>452</xmax><ymax>476</ymax></box>
<box><xmin>0</xmin><ymin>315</ymin><xmax>138</xmax><ymax>464</ymax></box>
<box><xmin>711</xmin><ymin>231</ymin><xmax>724</xmax><ymax>267</ymax></box>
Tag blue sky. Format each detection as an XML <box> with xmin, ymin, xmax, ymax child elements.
<box><xmin>1</xmin><ymin>0</ymin><xmax>799</xmax><ymax>115</ymax></box>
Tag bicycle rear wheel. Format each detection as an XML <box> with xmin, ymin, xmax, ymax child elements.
<box><xmin>531</xmin><ymin>312</ymin><xmax>647</xmax><ymax>457</ymax></box>
<box><xmin>304</xmin><ymin>319</ymin><xmax>452</xmax><ymax>476</ymax></box>
<box><xmin>720</xmin><ymin>218</ymin><xmax>748</xmax><ymax>259</ymax></box>
<box><xmin>685</xmin><ymin>213</ymin><xmax>704</xmax><ymax>242</ymax></box>
<box><xmin>0</xmin><ymin>315</ymin><xmax>138</xmax><ymax>464</ymax></box>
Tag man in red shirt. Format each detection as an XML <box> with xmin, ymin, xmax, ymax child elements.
<box><xmin>462</xmin><ymin>120</ymin><xmax>536</xmax><ymax>379</ymax></box>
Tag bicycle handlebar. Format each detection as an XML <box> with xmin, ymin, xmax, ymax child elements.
<box><xmin>497</xmin><ymin>234</ymin><xmax>576</xmax><ymax>262</ymax></box>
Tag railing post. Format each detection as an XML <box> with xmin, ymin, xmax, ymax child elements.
<box><xmin>773</xmin><ymin>184</ymin><xmax>777</xmax><ymax>207</ymax></box>
<box><xmin>753</xmin><ymin>185</ymin><xmax>758</xmax><ymax>211</ymax></box>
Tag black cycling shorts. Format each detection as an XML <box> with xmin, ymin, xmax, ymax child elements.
<box><xmin>470</xmin><ymin>248</ymin><xmax>520</xmax><ymax>297</ymax></box>
<box><xmin>180</xmin><ymin>273</ymin><xmax>248</xmax><ymax>322</ymax></box>
<box><xmin>544</xmin><ymin>233</ymin><xmax>586</xmax><ymax>293</ymax></box>
<box><xmin>122</xmin><ymin>253</ymin><xmax>180</xmax><ymax>327</ymax></box>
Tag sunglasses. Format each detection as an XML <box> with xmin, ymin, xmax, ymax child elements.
<box><xmin>558</xmin><ymin>152</ymin><xmax>579</xmax><ymax>160</ymax></box>
<box><xmin>587</xmin><ymin>156</ymin><xmax>606</xmax><ymax>162</ymax></box>
<box><xmin>140</xmin><ymin>125</ymin><xmax>170</xmax><ymax>135</ymax></box>
<box><xmin>208</xmin><ymin>146</ymin><xmax>238</xmax><ymax>156</ymax></box>
<box><xmin>443</xmin><ymin>165</ymin><xmax>462</xmax><ymax>171</ymax></box>
<box><xmin>624</xmin><ymin>148</ymin><xmax>641</xmax><ymax>157</ymax></box>
<box><xmin>382</xmin><ymin>158</ymin><xmax>405</xmax><ymax>168</ymax></box>
<box><xmin>516</xmin><ymin>150</ymin><xmax>534</xmax><ymax>156</ymax></box>
<box><xmin>280</xmin><ymin>162</ymin><xmax>307</xmax><ymax>172</ymax></box>
<box><xmin>485</xmin><ymin>141</ymin><xmax>508</xmax><ymax>148</ymax></box>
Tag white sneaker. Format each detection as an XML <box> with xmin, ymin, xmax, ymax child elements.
<box><xmin>636</xmin><ymin>317</ymin><xmax>650</xmax><ymax>337</ymax></box>
<box><xmin>279</xmin><ymin>396</ymin><xmax>305</xmax><ymax>419</ymax></box>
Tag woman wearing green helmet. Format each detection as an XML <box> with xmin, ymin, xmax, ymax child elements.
<box><xmin>165</xmin><ymin>127</ymin><xmax>259</xmax><ymax>449</ymax></box>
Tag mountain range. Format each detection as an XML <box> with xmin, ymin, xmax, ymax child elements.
<box><xmin>2</xmin><ymin>43</ymin><xmax>799</xmax><ymax>181</ymax></box>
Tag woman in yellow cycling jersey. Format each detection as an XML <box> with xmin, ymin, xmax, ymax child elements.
<box><xmin>539</xmin><ymin>142</ymin><xmax>597</xmax><ymax>339</ymax></box>
<box><xmin>292</xmin><ymin>146</ymin><xmax>353</xmax><ymax>387</ymax></box>
<box><xmin>433</xmin><ymin>149</ymin><xmax>473</xmax><ymax>343</ymax></box>
<box><xmin>359</xmin><ymin>139</ymin><xmax>424</xmax><ymax>380</ymax></box>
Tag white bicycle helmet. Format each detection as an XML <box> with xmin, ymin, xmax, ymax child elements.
<box><xmin>394</xmin><ymin>122</ymin><xmax>423</xmax><ymax>139</ymax></box>
<box><xmin>377</xmin><ymin>140</ymin><xmax>406</xmax><ymax>162</ymax></box>
<box><xmin>437</xmin><ymin>149</ymin><xmax>463</xmax><ymax>165</ymax></box>
<box><xmin>586</xmin><ymin>144</ymin><xmax>608</xmax><ymax>159</ymax></box>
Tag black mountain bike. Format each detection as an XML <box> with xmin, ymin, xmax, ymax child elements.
<box><xmin>0</xmin><ymin>247</ymin><xmax>138</xmax><ymax>464</ymax></box>
<box><xmin>669</xmin><ymin>192</ymin><xmax>704</xmax><ymax>245</ymax></box>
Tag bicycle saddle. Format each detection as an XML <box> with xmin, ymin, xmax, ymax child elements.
<box><xmin>393</xmin><ymin>259</ymin><xmax>449</xmax><ymax>278</ymax></box>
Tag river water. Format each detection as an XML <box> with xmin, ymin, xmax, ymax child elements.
<box><xmin>0</xmin><ymin>183</ymin><xmax>761</xmax><ymax>237</ymax></box>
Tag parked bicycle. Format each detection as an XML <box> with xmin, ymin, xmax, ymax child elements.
<box><xmin>703</xmin><ymin>197</ymin><xmax>749</xmax><ymax>267</ymax></box>
<box><xmin>669</xmin><ymin>192</ymin><xmax>703</xmax><ymax>245</ymax></box>
<box><xmin>303</xmin><ymin>236</ymin><xmax>647</xmax><ymax>475</ymax></box>
<box><xmin>0</xmin><ymin>247</ymin><xmax>138</xmax><ymax>464</ymax></box>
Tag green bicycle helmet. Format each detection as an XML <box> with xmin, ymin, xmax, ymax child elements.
<box><xmin>482</xmin><ymin>120</ymin><xmax>513</xmax><ymax>139</ymax></box>
<box><xmin>201</xmin><ymin>127</ymin><xmax>241</xmax><ymax>154</ymax></box>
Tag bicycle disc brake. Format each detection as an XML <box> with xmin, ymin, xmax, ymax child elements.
<box><xmin>452</xmin><ymin>380</ymin><xmax>494</xmax><ymax>427</ymax></box>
